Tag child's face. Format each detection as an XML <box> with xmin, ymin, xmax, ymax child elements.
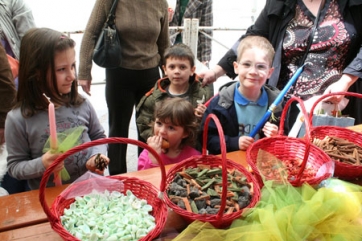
<box><xmin>233</xmin><ymin>47</ymin><xmax>274</xmax><ymax>93</ymax></box>
<box><xmin>53</xmin><ymin>48</ymin><xmax>76</xmax><ymax>95</ymax></box>
<box><xmin>162</xmin><ymin>57</ymin><xmax>196</xmax><ymax>89</ymax></box>
<box><xmin>154</xmin><ymin>117</ymin><xmax>188</xmax><ymax>150</ymax></box>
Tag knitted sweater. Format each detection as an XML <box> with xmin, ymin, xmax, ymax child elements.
<box><xmin>78</xmin><ymin>0</ymin><xmax>170</xmax><ymax>80</ymax></box>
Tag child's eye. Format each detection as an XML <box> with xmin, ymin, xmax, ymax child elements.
<box><xmin>241</xmin><ymin>63</ymin><xmax>251</xmax><ymax>68</ymax></box>
<box><xmin>57</xmin><ymin>68</ymin><xmax>66</xmax><ymax>72</ymax></box>
<box><xmin>155</xmin><ymin>121</ymin><xmax>162</xmax><ymax>126</ymax></box>
<box><xmin>168</xmin><ymin>126</ymin><xmax>175</xmax><ymax>131</ymax></box>
<box><xmin>256</xmin><ymin>64</ymin><xmax>268</xmax><ymax>71</ymax></box>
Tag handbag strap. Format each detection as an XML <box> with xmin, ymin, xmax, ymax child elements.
<box><xmin>298</xmin><ymin>0</ymin><xmax>325</xmax><ymax>66</ymax></box>
<box><xmin>106</xmin><ymin>0</ymin><xmax>119</xmax><ymax>25</ymax></box>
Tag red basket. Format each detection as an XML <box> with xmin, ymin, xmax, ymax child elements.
<box><xmin>163</xmin><ymin>114</ymin><xmax>261</xmax><ymax>229</ymax></box>
<box><xmin>39</xmin><ymin>138</ymin><xmax>168</xmax><ymax>241</ymax></box>
<box><xmin>308</xmin><ymin>92</ymin><xmax>362</xmax><ymax>180</ymax></box>
<box><xmin>247</xmin><ymin>96</ymin><xmax>334</xmax><ymax>187</ymax></box>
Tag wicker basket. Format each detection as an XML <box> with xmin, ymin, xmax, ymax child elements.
<box><xmin>247</xmin><ymin>96</ymin><xmax>334</xmax><ymax>187</ymax></box>
<box><xmin>308</xmin><ymin>92</ymin><xmax>362</xmax><ymax>180</ymax></box>
<box><xmin>164</xmin><ymin>114</ymin><xmax>261</xmax><ymax>229</ymax></box>
<box><xmin>39</xmin><ymin>138</ymin><xmax>167</xmax><ymax>241</ymax></box>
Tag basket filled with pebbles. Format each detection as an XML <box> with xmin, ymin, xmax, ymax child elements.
<box><xmin>39</xmin><ymin>138</ymin><xmax>168</xmax><ymax>241</ymax></box>
<box><xmin>309</xmin><ymin>92</ymin><xmax>362</xmax><ymax>180</ymax></box>
<box><xmin>164</xmin><ymin>114</ymin><xmax>261</xmax><ymax>229</ymax></box>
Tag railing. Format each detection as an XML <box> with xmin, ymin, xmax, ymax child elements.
<box><xmin>65</xmin><ymin>22</ymin><xmax>248</xmax><ymax>85</ymax></box>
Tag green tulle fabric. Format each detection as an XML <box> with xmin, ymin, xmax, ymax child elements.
<box><xmin>172</xmin><ymin>179</ymin><xmax>362</xmax><ymax>241</ymax></box>
<box><xmin>43</xmin><ymin>126</ymin><xmax>86</xmax><ymax>181</ymax></box>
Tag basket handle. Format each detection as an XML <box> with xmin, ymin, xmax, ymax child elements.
<box><xmin>202</xmin><ymin>114</ymin><xmax>228</xmax><ymax>220</ymax></box>
<box><xmin>279</xmin><ymin>96</ymin><xmax>311</xmax><ymax>184</ymax></box>
<box><xmin>39</xmin><ymin>137</ymin><xmax>166</xmax><ymax>222</ymax></box>
<box><xmin>308</xmin><ymin>91</ymin><xmax>362</xmax><ymax>127</ymax></box>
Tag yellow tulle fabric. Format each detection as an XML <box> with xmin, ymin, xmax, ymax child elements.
<box><xmin>172</xmin><ymin>179</ymin><xmax>362</xmax><ymax>241</ymax></box>
<box><xmin>43</xmin><ymin>126</ymin><xmax>86</xmax><ymax>181</ymax></box>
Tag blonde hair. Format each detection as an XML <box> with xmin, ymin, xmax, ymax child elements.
<box><xmin>236</xmin><ymin>36</ymin><xmax>275</xmax><ymax>65</ymax></box>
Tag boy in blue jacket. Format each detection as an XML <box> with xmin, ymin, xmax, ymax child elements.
<box><xmin>201</xmin><ymin>36</ymin><xmax>282</xmax><ymax>154</ymax></box>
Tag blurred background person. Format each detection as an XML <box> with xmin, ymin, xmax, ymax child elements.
<box><xmin>78</xmin><ymin>0</ymin><xmax>170</xmax><ymax>175</ymax></box>
<box><xmin>0</xmin><ymin>0</ymin><xmax>35</xmax><ymax>193</ymax></box>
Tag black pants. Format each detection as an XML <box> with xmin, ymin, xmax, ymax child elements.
<box><xmin>105</xmin><ymin>66</ymin><xmax>160</xmax><ymax>175</ymax></box>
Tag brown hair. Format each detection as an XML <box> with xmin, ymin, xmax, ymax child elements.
<box><xmin>16</xmin><ymin>27</ymin><xmax>84</xmax><ymax>117</ymax></box>
<box><xmin>153</xmin><ymin>97</ymin><xmax>198</xmax><ymax>148</ymax></box>
<box><xmin>237</xmin><ymin>36</ymin><xmax>275</xmax><ymax>65</ymax></box>
<box><xmin>163</xmin><ymin>43</ymin><xmax>195</xmax><ymax>67</ymax></box>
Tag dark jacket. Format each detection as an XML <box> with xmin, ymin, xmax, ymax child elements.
<box><xmin>0</xmin><ymin>44</ymin><xmax>16</xmax><ymax>128</ymax></box>
<box><xmin>200</xmin><ymin>82</ymin><xmax>283</xmax><ymax>155</ymax></box>
<box><xmin>217</xmin><ymin>0</ymin><xmax>362</xmax><ymax>123</ymax></box>
<box><xmin>136</xmin><ymin>74</ymin><xmax>213</xmax><ymax>140</ymax></box>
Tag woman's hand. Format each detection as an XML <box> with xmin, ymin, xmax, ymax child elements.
<box><xmin>86</xmin><ymin>154</ymin><xmax>110</xmax><ymax>175</ymax></box>
<box><xmin>323</xmin><ymin>74</ymin><xmax>359</xmax><ymax>103</ymax></box>
<box><xmin>78</xmin><ymin>79</ymin><xmax>92</xmax><ymax>96</ymax></box>
<box><xmin>42</xmin><ymin>151</ymin><xmax>63</xmax><ymax>173</ymax></box>
<box><xmin>198</xmin><ymin>65</ymin><xmax>226</xmax><ymax>87</ymax></box>
<box><xmin>262</xmin><ymin>121</ymin><xmax>278</xmax><ymax>137</ymax></box>
<box><xmin>238</xmin><ymin>136</ymin><xmax>254</xmax><ymax>151</ymax></box>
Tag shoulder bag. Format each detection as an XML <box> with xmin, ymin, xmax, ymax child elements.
<box><xmin>92</xmin><ymin>0</ymin><xmax>122</xmax><ymax>68</ymax></box>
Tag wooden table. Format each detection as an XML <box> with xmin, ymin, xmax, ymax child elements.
<box><xmin>1</xmin><ymin>125</ymin><xmax>361</xmax><ymax>240</ymax></box>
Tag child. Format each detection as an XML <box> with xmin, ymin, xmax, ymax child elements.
<box><xmin>136</xmin><ymin>43</ymin><xmax>213</xmax><ymax>142</ymax></box>
<box><xmin>201</xmin><ymin>36</ymin><xmax>282</xmax><ymax>155</ymax></box>
<box><xmin>138</xmin><ymin>97</ymin><xmax>200</xmax><ymax>170</ymax></box>
<box><xmin>5</xmin><ymin>28</ymin><xmax>109</xmax><ymax>190</ymax></box>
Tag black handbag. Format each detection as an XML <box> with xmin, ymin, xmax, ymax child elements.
<box><xmin>92</xmin><ymin>0</ymin><xmax>121</xmax><ymax>68</ymax></box>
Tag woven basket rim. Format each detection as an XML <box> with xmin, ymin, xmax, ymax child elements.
<box><xmin>164</xmin><ymin>154</ymin><xmax>261</xmax><ymax>228</ymax></box>
<box><xmin>39</xmin><ymin>137</ymin><xmax>168</xmax><ymax>241</ymax></box>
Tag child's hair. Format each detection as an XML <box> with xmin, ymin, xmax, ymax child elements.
<box><xmin>17</xmin><ymin>27</ymin><xmax>84</xmax><ymax>118</ymax></box>
<box><xmin>163</xmin><ymin>43</ymin><xmax>195</xmax><ymax>67</ymax></box>
<box><xmin>152</xmin><ymin>97</ymin><xmax>198</xmax><ymax>148</ymax></box>
<box><xmin>236</xmin><ymin>36</ymin><xmax>275</xmax><ymax>65</ymax></box>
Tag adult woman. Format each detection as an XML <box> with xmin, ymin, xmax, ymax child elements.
<box><xmin>78</xmin><ymin>0</ymin><xmax>170</xmax><ymax>175</ymax></box>
<box><xmin>200</xmin><ymin>0</ymin><xmax>362</xmax><ymax>126</ymax></box>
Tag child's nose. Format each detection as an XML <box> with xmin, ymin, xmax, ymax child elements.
<box><xmin>67</xmin><ymin>70</ymin><xmax>76</xmax><ymax>81</ymax></box>
<box><xmin>159</xmin><ymin>126</ymin><xmax>167</xmax><ymax>134</ymax></box>
<box><xmin>249</xmin><ymin>65</ymin><xmax>258</xmax><ymax>74</ymax></box>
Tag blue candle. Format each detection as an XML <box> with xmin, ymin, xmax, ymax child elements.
<box><xmin>249</xmin><ymin>64</ymin><xmax>305</xmax><ymax>138</ymax></box>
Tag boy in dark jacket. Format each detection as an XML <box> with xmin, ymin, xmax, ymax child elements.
<box><xmin>136</xmin><ymin>43</ymin><xmax>213</xmax><ymax>141</ymax></box>
<box><xmin>201</xmin><ymin>36</ymin><xmax>282</xmax><ymax>154</ymax></box>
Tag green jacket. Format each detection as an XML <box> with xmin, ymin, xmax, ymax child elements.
<box><xmin>136</xmin><ymin>74</ymin><xmax>213</xmax><ymax>140</ymax></box>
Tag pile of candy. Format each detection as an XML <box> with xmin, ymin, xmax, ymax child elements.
<box><xmin>61</xmin><ymin>190</ymin><xmax>155</xmax><ymax>241</ymax></box>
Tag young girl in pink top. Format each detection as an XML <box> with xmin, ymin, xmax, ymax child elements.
<box><xmin>138</xmin><ymin>97</ymin><xmax>200</xmax><ymax>170</ymax></box>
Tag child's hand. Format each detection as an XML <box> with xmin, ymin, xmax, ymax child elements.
<box><xmin>194</xmin><ymin>104</ymin><xmax>206</xmax><ymax>118</ymax></box>
<box><xmin>147</xmin><ymin>135</ymin><xmax>163</xmax><ymax>153</ymax></box>
<box><xmin>238</xmin><ymin>136</ymin><xmax>254</xmax><ymax>151</ymax></box>
<box><xmin>262</xmin><ymin>121</ymin><xmax>278</xmax><ymax>137</ymax></box>
<box><xmin>147</xmin><ymin>135</ymin><xmax>164</xmax><ymax>165</ymax></box>
<box><xmin>86</xmin><ymin>154</ymin><xmax>110</xmax><ymax>175</ymax></box>
<box><xmin>42</xmin><ymin>151</ymin><xmax>63</xmax><ymax>173</ymax></box>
